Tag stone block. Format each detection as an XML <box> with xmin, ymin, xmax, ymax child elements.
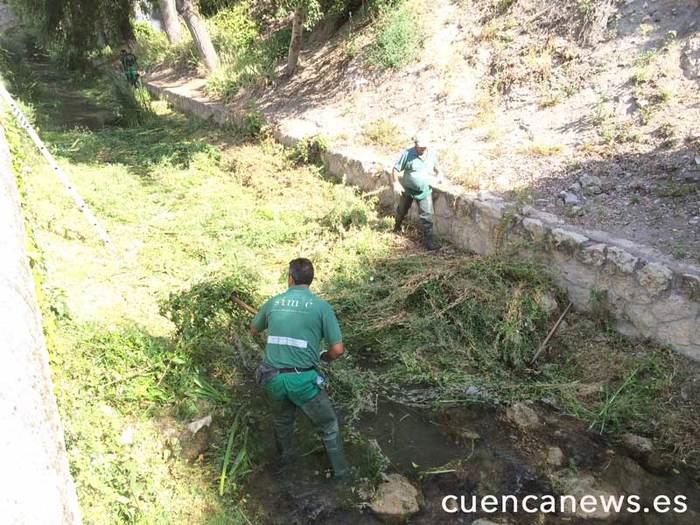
<box><xmin>636</xmin><ymin>262</ymin><xmax>673</xmax><ymax>297</ymax></box>
<box><xmin>474</xmin><ymin>199</ymin><xmax>505</xmax><ymax>221</ymax></box>
<box><xmin>624</xmin><ymin>303</ymin><xmax>657</xmax><ymax>336</ymax></box>
<box><xmin>577</xmin><ymin>243</ymin><xmax>607</xmax><ymax>266</ymax></box>
<box><xmin>609</xmin><ymin>274</ymin><xmax>653</xmax><ymax>305</ymax></box>
<box><xmin>657</xmin><ymin>318</ymin><xmax>695</xmax><ymax>347</ymax></box>
<box><xmin>650</xmin><ymin>294</ymin><xmax>697</xmax><ymax>323</ymax></box>
<box><xmin>681</xmin><ymin>273</ymin><xmax>700</xmax><ymax>300</ymax></box>
<box><xmin>606</xmin><ymin>247</ymin><xmax>638</xmax><ymax>274</ymax></box>
<box><xmin>522</xmin><ymin>217</ymin><xmax>545</xmax><ymax>242</ymax></box>
<box><xmin>551</xmin><ymin>228</ymin><xmax>588</xmax><ymax>253</ymax></box>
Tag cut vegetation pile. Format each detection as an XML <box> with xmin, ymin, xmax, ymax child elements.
<box><xmin>323</xmin><ymin>252</ymin><xmax>699</xmax><ymax>472</ymax></box>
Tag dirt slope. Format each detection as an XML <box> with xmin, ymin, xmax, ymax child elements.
<box><xmin>228</xmin><ymin>0</ymin><xmax>699</xmax><ymax>264</ymax></box>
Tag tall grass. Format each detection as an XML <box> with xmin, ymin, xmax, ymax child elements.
<box><xmin>368</xmin><ymin>1</ymin><xmax>426</xmax><ymax>69</ymax></box>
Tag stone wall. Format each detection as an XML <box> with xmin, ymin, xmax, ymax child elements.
<box><xmin>145</xmin><ymin>80</ymin><xmax>700</xmax><ymax>362</ymax></box>
<box><xmin>0</xmin><ymin>120</ymin><xmax>82</xmax><ymax>522</ymax></box>
<box><xmin>0</xmin><ymin>2</ymin><xmax>17</xmax><ymax>33</ymax></box>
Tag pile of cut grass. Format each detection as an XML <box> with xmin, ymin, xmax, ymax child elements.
<box><xmin>323</xmin><ymin>250</ymin><xmax>698</xmax><ymax>471</ymax></box>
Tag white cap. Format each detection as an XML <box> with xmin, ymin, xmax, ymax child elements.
<box><xmin>414</xmin><ymin>132</ymin><xmax>429</xmax><ymax>148</ymax></box>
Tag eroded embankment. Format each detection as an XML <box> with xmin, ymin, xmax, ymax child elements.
<box><xmin>2</xmin><ymin>46</ymin><xmax>699</xmax><ymax>524</ymax></box>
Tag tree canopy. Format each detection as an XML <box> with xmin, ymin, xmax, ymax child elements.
<box><xmin>9</xmin><ymin>0</ymin><xmax>136</xmax><ymax>66</ymax></box>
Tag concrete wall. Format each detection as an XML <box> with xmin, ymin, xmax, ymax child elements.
<box><xmin>0</xmin><ymin>120</ymin><xmax>82</xmax><ymax>522</ymax></box>
<box><xmin>0</xmin><ymin>2</ymin><xmax>17</xmax><ymax>33</ymax></box>
<box><xmin>145</xmin><ymin>80</ymin><xmax>700</xmax><ymax>362</ymax></box>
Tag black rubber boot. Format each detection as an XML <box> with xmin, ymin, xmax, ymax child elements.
<box><xmin>423</xmin><ymin>224</ymin><xmax>440</xmax><ymax>251</ymax></box>
<box><xmin>300</xmin><ymin>391</ymin><xmax>350</xmax><ymax>479</ymax></box>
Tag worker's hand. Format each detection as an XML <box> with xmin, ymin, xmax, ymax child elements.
<box><xmin>393</xmin><ymin>180</ymin><xmax>404</xmax><ymax>195</ymax></box>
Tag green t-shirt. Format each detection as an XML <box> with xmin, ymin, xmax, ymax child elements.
<box><xmin>252</xmin><ymin>286</ymin><xmax>342</xmax><ymax>369</ymax></box>
<box><xmin>394</xmin><ymin>146</ymin><xmax>437</xmax><ymax>200</ymax></box>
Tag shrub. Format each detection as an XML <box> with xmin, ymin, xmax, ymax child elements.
<box><xmin>210</xmin><ymin>3</ymin><xmax>259</xmax><ymax>54</ymax></box>
<box><xmin>133</xmin><ymin>21</ymin><xmax>199</xmax><ymax>71</ymax></box>
<box><xmin>133</xmin><ymin>21</ymin><xmax>170</xmax><ymax>70</ymax></box>
<box><xmin>109</xmin><ymin>74</ymin><xmax>156</xmax><ymax>127</ymax></box>
<box><xmin>361</xmin><ymin>119</ymin><xmax>406</xmax><ymax>148</ymax></box>
<box><xmin>291</xmin><ymin>134</ymin><xmax>329</xmax><ymax>165</ymax></box>
<box><xmin>368</xmin><ymin>2</ymin><xmax>424</xmax><ymax>69</ymax></box>
<box><xmin>242</xmin><ymin>110</ymin><xmax>264</xmax><ymax>138</ymax></box>
<box><xmin>206</xmin><ymin>27</ymin><xmax>290</xmax><ymax>101</ymax></box>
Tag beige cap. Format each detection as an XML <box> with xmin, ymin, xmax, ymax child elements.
<box><xmin>414</xmin><ymin>132</ymin><xmax>429</xmax><ymax>148</ymax></box>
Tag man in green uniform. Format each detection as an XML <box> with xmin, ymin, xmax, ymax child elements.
<box><xmin>250</xmin><ymin>258</ymin><xmax>350</xmax><ymax>479</ymax></box>
<box><xmin>392</xmin><ymin>132</ymin><xmax>443</xmax><ymax>250</ymax></box>
<box><xmin>119</xmin><ymin>49</ymin><xmax>139</xmax><ymax>86</ymax></box>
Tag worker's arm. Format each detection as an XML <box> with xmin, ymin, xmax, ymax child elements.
<box><xmin>249</xmin><ymin>299</ymin><xmax>270</xmax><ymax>337</ymax></box>
<box><xmin>392</xmin><ymin>150</ymin><xmax>408</xmax><ymax>195</ymax></box>
<box><xmin>321</xmin><ymin>342</ymin><xmax>345</xmax><ymax>362</ymax></box>
<box><xmin>321</xmin><ymin>306</ymin><xmax>345</xmax><ymax>363</ymax></box>
<box><xmin>391</xmin><ymin>167</ymin><xmax>404</xmax><ymax>195</ymax></box>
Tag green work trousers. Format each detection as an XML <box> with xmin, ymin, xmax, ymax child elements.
<box><xmin>268</xmin><ymin>386</ymin><xmax>350</xmax><ymax>478</ymax></box>
<box><xmin>395</xmin><ymin>192</ymin><xmax>434</xmax><ymax>233</ymax></box>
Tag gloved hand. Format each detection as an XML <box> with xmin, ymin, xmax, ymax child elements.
<box><xmin>393</xmin><ymin>180</ymin><xmax>404</xmax><ymax>195</ymax></box>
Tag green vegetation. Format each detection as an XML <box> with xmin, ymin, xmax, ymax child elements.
<box><xmin>367</xmin><ymin>1</ymin><xmax>425</xmax><ymax>69</ymax></box>
<box><xmin>133</xmin><ymin>21</ymin><xmax>199</xmax><ymax>71</ymax></box>
<box><xmin>3</xmin><ymin>46</ymin><xmax>389</xmax><ymax>520</ymax></box>
<box><xmin>3</xmin><ymin>29</ymin><xmax>699</xmax><ymax>523</ymax></box>
<box><xmin>291</xmin><ymin>133</ymin><xmax>329</xmax><ymax>165</ymax></box>
<box><xmin>361</xmin><ymin>119</ymin><xmax>407</xmax><ymax>148</ymax></box>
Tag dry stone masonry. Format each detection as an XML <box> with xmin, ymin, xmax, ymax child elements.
<box><xmin>145</xmin><ymin>80</ymin><xmax>700</xmax><ymax>362</ymax></box>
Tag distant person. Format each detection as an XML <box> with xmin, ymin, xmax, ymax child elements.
<box><xmin>250</xmin><ymin>258</ymin><xmax>350</xmax><ymax>480</ymax></box>
<box><xmin>391</xmin><ymin>132</ymin><xmax>443</xmax><ymax>250</ymax></box>
<box><xmin>119</xmin><ymin>49</ymin><xmax>139</xmax><ymax>87</ymax></box>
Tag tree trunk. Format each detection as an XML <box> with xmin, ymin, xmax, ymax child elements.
<box><xmin>159</xmin><ymin>0</ymin><xmax>182</xmax><ymax>44</ymax></box>
<box><xmin>285</xmin><ymin>6</ymin><xmax>304</xmax><ymax>76</ymax></box>
<box><xmin>116</xmin><ymin>0</ymin><xmax>136</xmax><ymax>48</ymax></box>
<box><xmin>176</xmin><ymin>0</ymin><xmax>220</xmax><ymax>71</ymax></box>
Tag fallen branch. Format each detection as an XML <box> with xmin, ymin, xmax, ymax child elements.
<box><xmin>530</xmin><ymin>301</ymin><xmax>573</xmax><ymax>365</ymax></box>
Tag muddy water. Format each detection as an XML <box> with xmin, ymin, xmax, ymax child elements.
<box><xmin>249</xmin><ymin>399</ymin><xmax>700</xmax><ymax>525</ymax></box>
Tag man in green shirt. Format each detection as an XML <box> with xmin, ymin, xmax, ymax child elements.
<box><xmin>119</xmin><ymin>49</ymin><xmax>139</xmax><ymax>87</ymax></box>
<box><xmin>250</xmin><ymin>258</ymin><xmax>350</xmax><ymax>479</ymax></box>
<box><xmin>392</xmin><ymin>132</ymin><xmax>443</xmax><ymax>250</ymax></box>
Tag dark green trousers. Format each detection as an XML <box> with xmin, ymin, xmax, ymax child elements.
<box><xmin>269</xmin><ymin>389</ymin><xmax>349</xmax><ymax>478</ymax></box>
<box><xmin>395</xmin><ymin>192</ymin><xmax>434</xmax><ymax>232</ymax></box>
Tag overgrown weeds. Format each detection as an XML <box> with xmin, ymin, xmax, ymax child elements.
<box><xmin>109</xmin><ymin>74</ymin><xmax>157</xmax><ymax>127</ymax></box>
<box><xmin>361</xmin><ymin>119</ymin><xmax>407</xmax><ymax>148</ymax></box>
<box><xmin>7</xmin><ymin>53</ymin><xmax>394</xmax><ymax>520</ymax></box>
<box><xmin>367</xmin><ymin>0</ymin><xmax>425</xmax><ymax>69</ymax></box>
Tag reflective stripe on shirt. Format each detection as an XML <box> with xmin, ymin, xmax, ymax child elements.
<box><xmin>267</xmin><ymin>335</ymin><xmax>308</xmax><ymax>348</ymax></box>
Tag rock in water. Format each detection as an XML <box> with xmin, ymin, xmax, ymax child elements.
<box><xmin>369</xmin><ymin>474</ymin><xmax>421</xmax><ymax>523</ymax></box>
<box><xmin>621</xmin><ymin>433</ymin><xmax>653</xmax><ymax>458</ymax></box>
<box><xmin>555</xmin><ymin>473</ymin><xmax>617</xmax><ymax>521</ymax></box>
<box><xmin>546</xmin><ymin>446</ymin><xmax>565</xmax><ymax>467</ymax></box>
<box><xmin>505</xmin><ymin>402</ymin><xmax>541</xmax><ymax>430</ymax></box>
